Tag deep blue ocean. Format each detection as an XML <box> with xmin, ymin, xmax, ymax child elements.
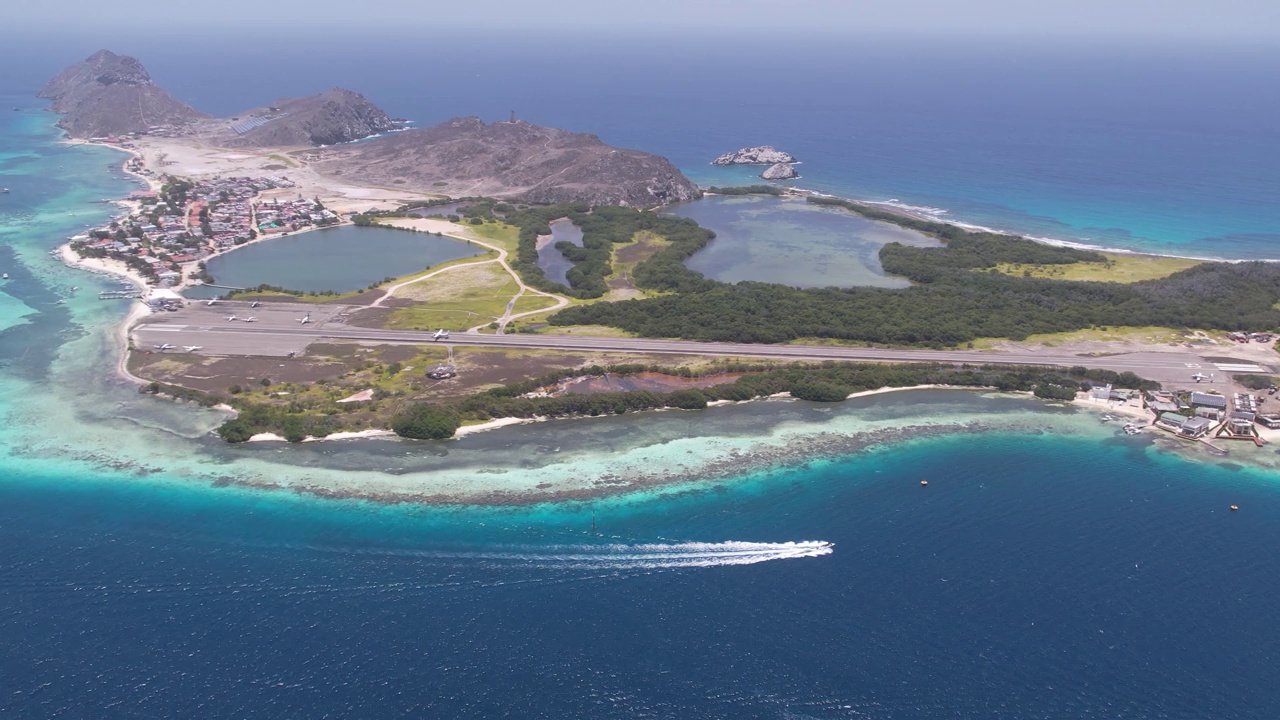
<box><xmin>3</xmin><ymin>33</ymin><xmax>1280</xmax><ymax>718</ymax></box>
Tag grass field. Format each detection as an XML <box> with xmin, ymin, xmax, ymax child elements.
<box><xmin>994</xmin><ymin>253</ymin><xmax>1203</xmax><ymax>283</ymax></box>
<box><xmin>386</xmin><ymin>262</ymin><xmax>520</xmax><ymax>331</ymax></box>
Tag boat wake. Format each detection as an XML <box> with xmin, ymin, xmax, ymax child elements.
<box><xmin>321</xmin><ymin>540</ymin><xmax>835</xmax><ymax>570</ymax></box>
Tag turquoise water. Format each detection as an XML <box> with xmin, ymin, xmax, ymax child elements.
<box><xmin>5</xmin><ymin>37</ymin><xmax>1280</xmax><ymax>716</ymax></box>
<box><xmin>187</xmin><ymin>224</ymin><xmax>482</xmax><ymax>296</ymax></box>
<box><xmin>665</xmin><ymin>195</ymin><xmax>939</xmax><ymax>288</ymax></box>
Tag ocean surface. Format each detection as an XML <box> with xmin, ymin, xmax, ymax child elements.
<box><xmin>3</xmin><ymin>34</ymin><xmax>1280</xmax><ymax>718</ymax></box>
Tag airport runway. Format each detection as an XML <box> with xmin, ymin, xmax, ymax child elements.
<box><xmin>133</xmin><ymin>301</ymin><xmax>1269</xmax><ymax>387</ymax></box>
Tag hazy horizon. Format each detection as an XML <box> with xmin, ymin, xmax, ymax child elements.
<box><xmin>12</xmin><ymin>0</ymin><xmax>1280</xmax><ymax>39</ymax></box>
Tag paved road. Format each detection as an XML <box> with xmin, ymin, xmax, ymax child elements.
<box><xmin>134</xmin><ymin>302</ymin><xmax>1267</xmax><ymax>386</ymax></box>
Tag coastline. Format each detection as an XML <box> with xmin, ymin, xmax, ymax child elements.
<box><xmin>771</xmin><ymin>184</ymin><xmax>1271</xmax><ymax>264</ymax></box>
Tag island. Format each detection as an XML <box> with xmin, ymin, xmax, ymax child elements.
<box><xmin>713</xmin><ymin>146</ymin><xmax>797</xmax><ymax>166</ymax></box>
<box><xmin>759</xmin><ymin>162</ymin><xmax>799</xmax><ymax>180</ymax></box>
<box><xmin>44</xmin><ymin>50</ymin><xmax>1280</xmax><ymax>466</ymax></box>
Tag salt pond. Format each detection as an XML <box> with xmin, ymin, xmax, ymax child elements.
<box><xmin>187</xmin><ymin>225</ymin><xmax>483</xmax><ymax>297</ymax></box>
<box><xmin>663</xmin><ymin>195</ymin><xmax>940</xmax><ymax>288</ymax></box>
<box><xmin>535</xmin><ymin>218</ymin><xmax>584</xmax><ymax>286</ymax></box>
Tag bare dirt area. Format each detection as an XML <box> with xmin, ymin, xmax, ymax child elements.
<box><xmin>130</xmin><ymin>349</ymin><xmax>348</xmax><ymax>394</ymax></box>
<box><xmin>560</xmin><ymin>371</ymin><xmax>749</xmax><ymax>395</ymax></box>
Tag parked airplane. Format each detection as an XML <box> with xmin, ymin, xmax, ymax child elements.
<box><xmin>298</xmin><ymin>314</ymin><xmax>311</xmax><ymax>325</ymax></box>
<box><xmin>183</xmin><ymin>346</ymin><xmax>203</xmax><ymax>352</ymax></box>
<box><xmin>226</xmin><ymin>314</ymin><xmax>238</xmax><ymax>321</ymax></box>
<box><xmin>242</xmin><ymin>316</ymin><xmax>258</xmax><ymax>322</ymax></box>
<box><xmin>1192</xmin><ymin>373</ymin><xmax>1212</xmax><ymax>382</ymax></box>
<box><xmin>206</xmin><ymin>298</ymin><xmax>218</xmax><ymax>306</ymax></box>
<box><xmin>250</xmin><ymin>301</ymin><xmax>261</xmax><ymax>308</ymax></box>
<box><xmin>433</xmin><ymin>329</ymin><xmax>450</xmax><ymax>341</ymax></box>
<box><xmin>152</xmin><ymin>343</ymin><xmax>175</xmax><ymax>351</ymax></box>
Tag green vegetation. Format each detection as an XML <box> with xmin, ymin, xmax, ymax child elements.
<box><xmin>391</xmin><ymin>404</ymin><xmax>461</xmax><ymax>439</ymax></box>
<box><xmin>550</xmin><ymin>198</ymin><xmax>1280</xmax><ymax>346</ymax></box>
<box><xmin>994</xmin><ymin>253</ymin><xmax>1204</xmax><ymax>283</ymax></box>
<box><xmin>1234</xmin><ymin>374</ymin><xmax>1279</xmax><ymax>391</ymax></box>
<box><xmin>505</xmin><ymin>205</ymin><xmax>716</xmax><ymax>299</ymax></box>
<box><xmin>212</xmin><ymin>360</ymin><xmax>1156</xmax><ymax>442</ymax></box>
<box><xmin>706</xmin><ymin>185</ymin><xmax>786</xmax><ymax>196</ymax></box>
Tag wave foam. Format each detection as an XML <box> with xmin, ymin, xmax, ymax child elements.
<box><xmin>316</xmin><ymin>540</ymin><xmax>834</xmax><ymax>570</ymax></box>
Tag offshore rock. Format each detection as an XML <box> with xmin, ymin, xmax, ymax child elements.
<box><xmin>759</xmin><ymin>162</ymin><xmax>799</xmax><ymax>180</ymax></box>
<box><xmin>712</xmin><ymin>146</ymin><xmax>797</xmax><ymax>166</ymax></box>
<box><xmin>312</xmin><ymin>117</ymin><xmax>702</xmax><ymax>208</ymax></box>
<box><xmin>38</xmin><ymin>50</ymin><xmax>208</xmax><ymax>137</ymax></box>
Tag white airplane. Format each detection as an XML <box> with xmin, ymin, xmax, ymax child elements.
<box><xmin>242</xmin><ymin>316</ymin><xmax>258</xmax><ymax>323</ymax></box>
<box><xmin>432</xmin><ymin>329</ymin><xmax>450</xmax><ymax>341</ymax></box>
<box><xmin>183</xmin><ymin>345</ymin><xmax>203</xmax><ymax>352</ymax></box>
<box><xmin>250</xmin><ymin>301</ymin><xmax>261</xmax><ymax>308</ymax></box>
<box><xmin>206</xmin><ymin>298</ymin><xmax>218</xmax><ymax>306</ymax></box>
<box><xmin>1192</xmin><ymin>373</ymin><xmax>1211</xmax><ymax>383</ymax></box>
<box><xmin>226</xmin><ymin>314</ymin><xmax>238</xmax><ymax>321</ymax></box>
<box><xmin>152</xmin><ymin>343</ymin><xmax>175</xmax><ymax>351</ymax></box>
<box><xmin>298</xmin><ymin>314</ymin><xmax>311</xmax><ymax>325</ymax></box>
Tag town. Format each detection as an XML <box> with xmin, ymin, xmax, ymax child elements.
<box><xmin>69</xmin><ymin>171</ymin><xmax>340</xmax><ymax>287</ymax></box>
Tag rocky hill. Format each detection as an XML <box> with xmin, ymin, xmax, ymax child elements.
<box><xmin>312</xmin><ymin>117</ymin><xmax>701</xmax><ymax>207</ymax></box>
<box><xmin>713</xmin><ymin>146</ymin><xmax>797</xmax><ymax>166</ymax></box>
<box><xmin>38</xmin><ymin>50</ymin><xmax>207</xmax><ymax>137</ymax></box>
<box><xmin>759</xmin><ymin>162</ymin><xmax>799</xmax><ymax>180</ymax></box>
<box><xmin>220</xmin><ymin>88</ymin><xmax>396</xmax><ymax>148</ymax></box>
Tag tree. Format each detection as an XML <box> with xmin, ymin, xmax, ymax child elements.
<box><xmin>392</xmin><ymin>404</ymin><xmax>461</xmax><ymax>440</ymax></box>
<box><xmin>667</xmin><ymin>389</ymin><xmax>708</xmax><ymax>410</ymax></box>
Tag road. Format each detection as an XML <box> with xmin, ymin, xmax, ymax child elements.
<box><xmin>134</xmin><ymin>301</ymin><xmax>1271</xmax><ymax>387</ymax></box>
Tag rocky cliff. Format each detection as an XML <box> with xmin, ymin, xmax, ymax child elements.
<box><xmin>38</xmin><ymin>50</ymin><xmax>207</xmax><ymax>137</ymax></box>
<box><xmin>759</xmin><ymin>163</ymin><xmax>799</xmax><ymax>180</ymax></box>
<box><xmin>712</xmin><ymin>146</ymin><xmax>797</xmax><ymax>166</ymax></box>
<box><xmin>313</xmin><ymin>117</ymin><xmax>702</xmax><ymax>207</ymax></box>
<box><xmin>222</xmin><ymin>88</ymin><xmax>397</xmax><ymax>147</ymax></box>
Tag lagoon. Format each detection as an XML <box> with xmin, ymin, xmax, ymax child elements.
<box><xmin>188</xmin><ymin>225</ymin><xmax>483</xmax><ymax>297</ymax></box>
<box><xmin>664</xmin><ymin>195</ymin><xmax>940</xmax><ymax>288</ymax></box>
<box><xmin>535</xmin><ymin>217</ymin><xmax>584</xmax><ymax>287</ymax></box>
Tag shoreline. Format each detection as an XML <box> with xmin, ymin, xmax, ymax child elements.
<box><xmin>749</xmin><ymin>184</ymin><xmax>1272</xmax><ymax>265</ymax></box>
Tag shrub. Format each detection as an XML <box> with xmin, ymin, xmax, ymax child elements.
<box><xmin>790</xmin><ymin>382</ymin><xmax>851</xmax><ymax>402</ymax></box>
<box><xmin>667</xmin><ymin>389</ymin><xmax>708</xmax><ymax>410</ymax></box>
<box><xmin>392</xmin><ymin>403</ymin><xmax>461</xmax><ymax>440</ymax></box>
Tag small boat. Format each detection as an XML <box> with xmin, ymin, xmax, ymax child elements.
<box><xmin>1</xmin><ymin>188</ymin><xmax>9</xmax><ymax>194</ymax></box>
<box><xmin>1</xmin><ymin>272</ymin><xmax>8</xmax><ymax>280</ymax></box>
<box><xmin>1230</xmin><ymin>505</ymin><xmax>1240</xmax><ymax>512</ymax></box>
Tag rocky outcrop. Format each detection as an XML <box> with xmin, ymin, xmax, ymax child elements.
<box><xmin>712</xmin><ymin>146</ymin><xmax>797</xmax><ymax>166</ymax></box>
<box><xmin>312</xmin><ymin>117</ymin><xmax>702</xmax><ymax>208</ymax></box>
<box><xmin>38</xmin><ymin>50</ymin><xmax>207</xmax><ymax>137</ymax></box>
<box><xmin>760</xmin><ymin>163</ymin><xmax>799</xmax><ymax>180</ymax></box>
<box><xmin>222</xmin><ymin>88</ymin><xmax>397</xmax><ymax>148</ymax></box>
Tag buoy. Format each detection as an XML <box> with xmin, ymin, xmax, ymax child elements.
<box><xmin>1230</xmin><ymin>505</ymin><xmax>1239</xmax><ymax>512</ymax></box>
<box><xmin>920</xmin><ymin>480</ymin><xmax>929</xmax><ymax>487</ymax></box>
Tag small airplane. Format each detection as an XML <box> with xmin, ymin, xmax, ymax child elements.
<box><xmin>297</xmin><ymin>314</ymin><xmax>311</xmax><ymax>325</ymax></box>
<box><xmin>206</xmin><ymin>298</ymin><xmax>218</xmax><ymax>306</ymax></box>
<box><xmin>226</xmin><ymin>314</ymin><xmax>238</xmax><ymax>321</ymax></box>
<box><xmin>250</xmin><ymin>301</ymin><xmax>261</xmax><ymax>308</ymax></box>
<box><xmin>432</xmin><ymin>329</ymin><xmax>450</xmax><ymax>341</ymax></box>
<box><xmin>183</xmin><ymin>345</ymin><xmax>203</xmax><ymax>352</ymax></box>
<box><xmin>287</xmin><ymin>350</ymin><xmax>297</xmax><ymax>358</ymax></box>
<box><xmin>242</xmin><ymin>316</ymin><xmax>258</xmax><ymax>322</ymax></box>
<box><xmin>1192</xmin><ymin>372</ymin><xmax>1212</xmax><ymax>383</ymax></box>
<box><xmin>152</xmin><ymin>343</ymin><xmax>175</xmax><ymax>351</ymax></box>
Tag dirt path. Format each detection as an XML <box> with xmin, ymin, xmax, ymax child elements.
<box><xmin>368</xmin><ymin>227</ymin><xmax>569</xmax><ymax>332</ymax></box>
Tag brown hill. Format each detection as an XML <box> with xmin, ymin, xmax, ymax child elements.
<box><xmin>38</xmin><ymin>50</ymin><xmax>207</xmax><ymax>137</ymax></box>
<box><xmin>311</xmin><ymin>117</ymin><xmax>701</xmax><ymax>207</ymax></box>
<box><xmin>219</xmin><ymin>88</ymin><xmax>396</xmax><ymax>148</ymax></box>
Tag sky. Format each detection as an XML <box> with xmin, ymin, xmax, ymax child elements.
<box><xmin>11</xmin><ymin>0</ymin><xmax>1280</xmax><ymax>39</ymax></box>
